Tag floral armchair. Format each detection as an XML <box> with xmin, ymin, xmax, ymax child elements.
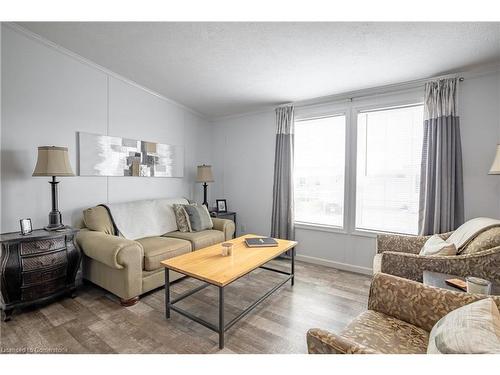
<box><xmin>307</xmin><ymin>273</ymin><xmax>500</xmax><ymax>354</ymax></box>
<box><xmin>373</xmin><ymin>229</ymin><xmax>500</xmax><ymax>284</ymax></box>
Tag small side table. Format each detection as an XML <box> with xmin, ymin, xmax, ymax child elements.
<box><xmin>209</xmin><ymin>210</ymin><xmax>237</xmax><ymax>238</ymax></box>
<box><xmin>423</xmin><ymin>271</ymin><xmax>499</xmax><ymax>296</ymax></box>
<box><xmin>0</xmin><ymin>227</ymin><xmax>81</xmax><ymax>321</ymax></box>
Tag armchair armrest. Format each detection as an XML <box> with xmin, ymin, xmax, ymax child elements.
<box><xmin>307</xmin><ymin>328</ymin><xmax>378</xmax><ymax>354</ymax></box>
<box><xmin>212</xmin><ymin>218</ymin><xmax>235</xmax><ymax>241</ymax></box>
<box><xmin>376</xmin><ymin>231</ymin><xmax>453</xmax><ymax>254</ymax></box>
<box><xmin>368</xmin><ymin>273</ymin><xmax>500</xmax><ymax>332</ymax></box>
<box><xmin>76</xmin><ymin>229</ymin><xmax>144</xmax><ymax>270</ymax></box>
<box><xmin>380</xmin><ymin>246</ymin><xmax>500</xmax><ymax>283</ymax></box>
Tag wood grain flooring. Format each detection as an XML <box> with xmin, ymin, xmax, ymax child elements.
<box><xmin>0</xmin><ymin>260</ymin><xmax>371</xmax><ymax>354</ymax></box>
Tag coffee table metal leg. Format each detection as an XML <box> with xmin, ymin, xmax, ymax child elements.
<box><xmin>165</xmin><ymin>268</ymin><xmax>170</xmax><ymax>319</ymax></box>
<box><xmin>291</xmin><ymin>247</ymin><xmax>295</xmax><ymax>286</ymax></box>
<box><xmin>219</xmin><ymin>286</ymin><xmax>225</xmax><ymax>349</ymax></box>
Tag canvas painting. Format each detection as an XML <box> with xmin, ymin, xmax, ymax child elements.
<box><xmin>78</xmin><ymin>132</ymin><xmax>184</xmax><ymax>177</ymax></box>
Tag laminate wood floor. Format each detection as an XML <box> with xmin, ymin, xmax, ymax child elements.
<box><xmin>0</xmin><ymin>260</ymin><xmax>371</xmax><ymax>354</ymax></box>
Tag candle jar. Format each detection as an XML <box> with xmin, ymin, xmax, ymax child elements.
<box><xmin>221</xmin><ymin>242</ymin><xmax>233</xmax><ymax>256</ymax></box>
<box><xmin>466</xmin><ymin>276</ymin><xmax>492</xmax><ymax>295</ymax></box>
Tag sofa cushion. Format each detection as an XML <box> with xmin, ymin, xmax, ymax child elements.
<box><xmin>164</xmin><ymin>230</ymin><xmax>224</xmax><ymax>250</ymax></box>
<box><xmin>419</xmin><ymin>234</ymin><xmax>457</xmax><ymax>256</ymax></box>
<box><xmin>461</xmin><ymin>227</ymin><xmax>500</xmax><ymax>255</ymax></box>
<box><xmin>83</xmin><ymin>205</ymin><xmax>115</xmax><ymax>235</ymax></box>
<box><xmin>183</xmin><ymin>204</ymin><xmax>213</xmax><ymax>231</ymax></box>
<box><xmin>340</xmin><ymin>310</ymin><xmax>429</xmax><ymax>354</ymax></box>
<box><xmin>136</xmin><ymin>236</ymin><xmax>192</xmax><ymax>271</ymax></box>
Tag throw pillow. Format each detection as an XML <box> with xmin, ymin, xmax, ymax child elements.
<box><xmin>183</xmin><ymin>204</ymin><xmax>213</xmax><ymax>232</ymax></box>
<box><xmin>419</xmin><ymin>234</ymin><xmax>457</xmax><ymax>256</ymax></box>
<box><xmin>460</xmin><ymin>226</ymin><xmax>500</xmax><ymax>255</ymax></box>
<box><xmin>83</xmin><ymin>205</ymin><xmax>115</xmax><ymax>235</ymax></box>
<box><xmin>427</xmin><ymin>298</ymin><xmax>500</xmax><ymax>354</ymax></box>
<box><xmin>172</xmin><ymin>204</ymin><xmax>192</xmax><ymax>232</ymax></box>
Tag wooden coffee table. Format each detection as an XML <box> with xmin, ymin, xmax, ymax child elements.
<box><xmin>161</xmin><ymin>234</ymin><xmax>297</xmax><ymax>349</ymax></box>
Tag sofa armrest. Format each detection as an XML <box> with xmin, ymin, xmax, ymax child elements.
<box><xmin>307</xmin><ymin>328</ymin><xmax>378</xmax><ymax>354</ymax></box>
<box><xmin>376</xmin><ymin>231</ymin><xmax>454</xmax><ymax>254</ymax></box>
<box><xmin>380</xmin><ymin>247</ymin><xmax>500</xmax><ymax>283</ymax></box>
<box><xmin>76</xmin><ymin>229</ymin><xmax>144</xmax><ymax>270</ymax></box>
<box><xmin>212</xmin><ymin>218</ymin><xmax>235</xmax><ymax>241</ymax></box>
<box><xmin>368</xmin><ymin>273</ymin><xmax>500</xmax><ymax>332</ymax></box>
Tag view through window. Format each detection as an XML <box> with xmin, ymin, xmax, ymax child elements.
<box><xmin>294</xmin><ymin>115</ymin><xmax>346</xmax><ymax>227</ymax></box>
<box><xmin>355</xmin><ymin>104</ymin><xmax>424</xmax><ymax>234</ymax></box>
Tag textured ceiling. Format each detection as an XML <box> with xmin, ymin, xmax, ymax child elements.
<box><xmin>16</xmin><ymin>22</ymin><xmax>500</xmax><ymax>119</ymax></box>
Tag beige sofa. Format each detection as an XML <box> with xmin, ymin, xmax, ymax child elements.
<box><xmin>76</xmin><ymin>198</ymin><xmax>235</xmax><ymax>306</ymax></box>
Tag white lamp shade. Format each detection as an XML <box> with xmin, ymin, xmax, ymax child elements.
<box><xmin>489</xmin><ymin>145</ymin><xmax>500</xmax><ymax>175</ymax></box>
<box><xmin>196</xmin><ymin>164</ymin><xmax>214</xmax><ymax>182</ymax></box>
<box><xmin>33</xmin><ymin>146</ymin><xmax>74</xmax><ymax>177</ymax></box>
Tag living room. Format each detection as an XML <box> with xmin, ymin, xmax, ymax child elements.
<box><xmin>1</xmin><ymin>0</ymin><xmax>500</xmax><ymax>372</ymax></box>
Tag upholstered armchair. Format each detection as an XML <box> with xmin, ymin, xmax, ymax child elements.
<box><xmin>373</xmin><ymin>230</ymin><xmax>500</xmax><ymax>284</ymax></box>
<box><xmin>307</xmin><ymin>273</ymin><xmax>500</xmax><ymax>354</ymax></box>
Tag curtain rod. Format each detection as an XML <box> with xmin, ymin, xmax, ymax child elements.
<box><xmin>281</xmin><ymin>73</ymin><xmax>464</xmax><ymax>109</ymax></box>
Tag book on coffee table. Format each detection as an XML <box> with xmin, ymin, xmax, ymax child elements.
<box><xmin>245</xmin><ymin>237</ymin><xmax>278</xmax><ymax>248</ymax></box>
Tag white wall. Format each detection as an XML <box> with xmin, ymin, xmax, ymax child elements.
<box><xmin>1</xmin><ymin>25</ymin><xmax>213</xmax><ymax>232</ymax></box>
<box><xmin>212</xmin><ymin>69</ymin><xmax>500</xmax><ymax>274</ymax></box>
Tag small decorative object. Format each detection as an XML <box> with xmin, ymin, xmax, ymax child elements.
<box><xmin>196</xmin><ymin>164</ymin><xmax>214</xmax><ymax>207</ymax></box>
<box><xmin>466</xmin><ymin>276</ymin><xmax>492</xmax><ymax>295</ymax></box>
<box><xmin>216</xmin><ymin>199</ymin><xmax>227</xmax><ymax>213</ymax></box>
<box><xmin>33</xmin><ymin>146</ymin><xmax>75</xmax><ymax>231</ymax></box>
<box><xmin>488</xmin><ymin>144</ymin><xmax>500</xmax><ymax>174</ymax></box>
<box><xmin>221</xmin><ymin>242</ymin><xmax>233</xmax><ymax>256</ymax></box>
<box><xmin>19</xmin><ymin>218</ymin><xmax>33</xmax><ymax>236</ymax></box>
<box><xmin>78</xmin><ymin>132</ymin><xmax>184</xmax><ymax>177</ymax></box>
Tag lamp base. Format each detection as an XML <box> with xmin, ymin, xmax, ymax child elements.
<box><xmin>44</xmin><ymin>210</ymin><xmax>64</xmax><ymax>231</ymax></box>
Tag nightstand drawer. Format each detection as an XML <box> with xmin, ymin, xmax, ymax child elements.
<box><xmin>22</xmin><ymin>266</ymin><xmax>67</xmax><ymax>286</ymax></box>
<box><xmin>21</xmin><ymin>277</ymin><xmax>66</xmax><ymax>301</ymax></box>
<box><xmin>21</xmin><ymin>250</ymin><xmax>67</xmax><ymax>272</ymax></box>
<box><xmin>20</xmin><ymin>238</ymin><xmax>65</xmax><ymax>256</ymax></box>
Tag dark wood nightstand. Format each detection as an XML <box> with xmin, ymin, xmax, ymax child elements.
<box><xmin>0</xmin><ymin>227</ymin><xmax>81</xmax><ymax>321</ymax></box>
<box><xmin>209</xmin><ymin>210</ymin><xmax>237</xmax><ymax>238</ymax></box>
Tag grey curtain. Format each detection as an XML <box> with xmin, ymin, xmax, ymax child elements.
<box><xmin>418</xmin><ymin>78</ymin><xmax>464</xmax><ymax>235</ymax></box>
<box><xmin>271</xmin><ymin>106</ymin><xmax>295</xmax><ymax>241</ymax></box>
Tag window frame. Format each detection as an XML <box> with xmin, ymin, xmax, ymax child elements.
<box><xmin>293</xmin><ymin>108</ymin><xmax>350</xmax><ymax>232</ymax></box>
<box><xmin>293</xmin><ymin>90</ymin><xmax>425</xmax><ymax>237</ymax></box>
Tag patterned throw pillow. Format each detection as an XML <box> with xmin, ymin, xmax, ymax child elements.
<box><xmin>172</xmin><ymin>204</ymin><xmax>192</xmax><ymax>232</ymax></box>
<box><xmin>460</xmin><ymin>226</ymin><xmax>500</xmax><ymax>255</ymax></box>
<box><xmin>183</xmin><ymin>204</ymin><xmax>213</xmax><ymax>232</ymax></box>
<box><xmin>427</xmin><ymin>298</ymin><xmax>500</xmax><ymax>354</ymax></box>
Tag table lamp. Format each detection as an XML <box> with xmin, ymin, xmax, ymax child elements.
<box><xmin>33</xmin><ymin>146</ymin><xmax>74</xmax><ymax>230</ymax></box>
<box><xmin>196</xmin><ymin>164</ymin><xmax>214</xmax><ymax>207</ymax></box>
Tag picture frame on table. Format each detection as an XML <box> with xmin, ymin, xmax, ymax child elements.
<box><xmin>19</xmin><ymin>218</ymin><xmax>33</xmax><ymax>236</ymax></box>
<box><xmin>216</xmin><ymin>199</ymin><xmax>227</xmax><ymax>213</ymax></box>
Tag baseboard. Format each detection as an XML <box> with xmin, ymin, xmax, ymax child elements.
<box><xmin>295</xmin><ymin>254</ymin><xmax>373</xmax><ymax>276</ymax></box>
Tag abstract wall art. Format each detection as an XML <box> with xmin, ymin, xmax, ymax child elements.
<box><xmin>78</xmin><ymin>132</ymin><xmax>184</xmax><ymax>177</ymax></box>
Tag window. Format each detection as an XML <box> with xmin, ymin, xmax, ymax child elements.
<box><xmin>355</xmin><ymin>104</ymin><xmax>424</xmax><ymax>234</ymax></box>
<box><xmin>294</xmin><ymin>115</ymin><xmax>346</xmax><ymax>227</ymax></box>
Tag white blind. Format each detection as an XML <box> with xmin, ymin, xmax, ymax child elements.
<box><xmin>294</xmin><ymin>115</ymin><xmax>346</xmax><ymax>227</ymax></box>
<box><xmin>355</xmin><ymin>104</ymin><xmax>424</xmax><ymax>234</ymax></box>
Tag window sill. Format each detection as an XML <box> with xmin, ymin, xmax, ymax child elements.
<box><xmin>351</xmin><ymin>228</ymin><xmax>417</xmax><ymax>238</ymax></box>
<box><xmin>294</xmin><ymin>222</ymin><xmax>347</xmax><ymax>234</ymax></box>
